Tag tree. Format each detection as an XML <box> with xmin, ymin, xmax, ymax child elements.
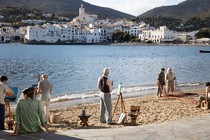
<box><xmin>123</xmin><ymin>33</ymin><xmax>130</xmax><ymax>42</ymax></box>
<box><xmin>195</xmin><ymin>28</ymin><xmax>210</xmax><ymax>38</ymax></box>
<box><xmin>112</xmin><ymin>30</ymin><xmax>124</xmax><ymax>41</ymax></box>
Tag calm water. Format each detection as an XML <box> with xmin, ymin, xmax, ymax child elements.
<box><xmin>0</xmin><ymin>44</ymin><xmax>210</xmax><ymax>102</ymax></box>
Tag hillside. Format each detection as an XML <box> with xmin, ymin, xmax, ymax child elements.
<box><xmin>0</xmin><ymin>0</ymin><xmax>133</xmax><ymax>19</ymax></box>
<box><xmin>138</xmin><ymin>0</ymin><xmax>210</xmax><ymax>18</ymax></box>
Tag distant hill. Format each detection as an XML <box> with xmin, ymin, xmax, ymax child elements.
<box><xmin>0</xmin><ymin>0</ymin><xmax>133</xmax><ymax>19</ymax></box>
<box><xmin>138</xmin><ymin>0</ymin><xmax>210</xmax><ymax>18</ymax></box>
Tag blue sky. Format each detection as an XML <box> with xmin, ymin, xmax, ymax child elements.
<box><xmin>83</xmin><ymin>0</ymin><xmax>185</xmax><ymax>16</ymax></box>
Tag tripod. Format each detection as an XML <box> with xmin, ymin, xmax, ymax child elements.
<box><xmin>112</xmin><ymin>92</ymin><xmax>126</xmax><ymax>119</ymax></box>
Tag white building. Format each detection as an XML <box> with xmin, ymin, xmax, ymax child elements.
<box><xmin>125</xmin><ymin>25</ymin><xmax>140</xmax><ymax>37</ymax></box>
<box><xmin>140</xmin><ymin>26</ymin><xmax>177</xmax><ymax>43</ymax></box>
<box><xmin>42</xmin><ymin>13</ymin><xmax>53</xmax><ymax>18</ymax></box>
<box><xmin>0</xmin><ymin>22</ymin><xmax>12</xmax><ymax>26</ymax></box>
<box><xmin>0</xmin><ymin>32</ymin><xmax>14</xmax><ymax>42</ymax></box>
<box><xmin>24</xmin><ymin>23</ymin><xmax>105</xmax><ymax>43</ymax></box>
<box><xmin>0</xmin><ymin>27</ymin><xmax>17</xmax><ymax>43</ymax></box>
<box><xmin>112</xmin><ymin>20</ymin><xmax>141</xmax><ymax>38</ymax></box>
<box><xmin>21</xmin><ymin>20</ymin><xmax>46</xmax><ymax>25</ymax></box>
<box><xmin>89</xmin><ymin>22</ymin><xmax>113</xmax><ymax>42</ymax></box>
<box><xmin>25</xmin><ymin>25</ymin><xmax>61</xmax><ymax>43</ymax></box>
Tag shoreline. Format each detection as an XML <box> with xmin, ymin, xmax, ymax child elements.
<box><xmin>47</xmin><ymin>86</ymin><xmax>210</xmax><ymax>131</ymax></box>
<box><xmin>1</xmin><ymin>42</ymin><xmax>210</xmax><ymax>47</ymax></box>
<box><xmin>50</xmin><ymin>83</ymin><xmax>204</xmax><ymax>109</ymax></box>
<box><xmin>110</xmin><ymin>42</ymin><xmax>210</xmax><ymax>47</ymax></box>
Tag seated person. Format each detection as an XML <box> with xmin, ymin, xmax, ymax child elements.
<box><xmin>12</xmin><ymin>87</ymin><xmax>55</xmax><ymax>135</ymax></box>
<box><xmin>196</xmin><ymin>82</ymin><xmax>210</xmax><ymax>108</ymax></box>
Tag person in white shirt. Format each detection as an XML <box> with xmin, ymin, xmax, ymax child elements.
<box><xmin>165</xmin><ymin>68</ymin><xmax>176</xmax><ymax>95</ymax></box>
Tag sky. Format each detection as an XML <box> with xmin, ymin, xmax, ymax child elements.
<box><xmin>83</xmin><ymin>0</ymin><xmax>185</xmax><ymax>16</ymax></box>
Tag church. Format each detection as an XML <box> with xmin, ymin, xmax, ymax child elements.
<box><xmin>72</xmin><ymin>4</ymin><xmax>98</xmax><ymax>24</ymax></box>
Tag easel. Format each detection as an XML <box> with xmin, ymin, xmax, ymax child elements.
<box><xmin>112</xmin><ymin>92</ymin><xmax>126</xmax><ymax>122</ymax></box>
<box><xmin>5</xmin><ymin>87</ymin><xmax>17</xmax><ymax>130</ymax></box>
<box><xmin>201</xmin><ymin>89</ymin><xmax>210</xmax><ymax>109</ymax></box>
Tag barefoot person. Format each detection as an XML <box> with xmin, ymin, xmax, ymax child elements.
<box><xmin>0</xmin><ymin>75</ymin><xmax>15</xmax><ymax>130</ymax></box>
<box><xmin>165</xmin><ymin>68</ymin><xmax>176</xmax><ymax>95</ymax></box>
<box><xmin>157</xmin><ymin>68</ymin><xmax>165</xmax><ymax>97</ymax></box>
<box><xmin>38</xmin><ymin>74</ymin><xmax>52</xmax><ymax>123</ymax></box>
<box><xmin>97</xmin><ymin>68</ymin><xmax>114</xmax><ymax>124</ymax></box>
<box><xmin>196</xmin><ymin>82</ymin><xmax>210</xmax><ymax>108</ymax></box>
<box><xmin>13</xmin><ymin>87</ymin><xmax>55</xmax><ymax>135</ymax></box>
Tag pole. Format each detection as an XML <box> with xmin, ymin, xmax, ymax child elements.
<box><xmin>38</xmin><ymin>74</ymin><xmax>41</xmax><ymax>82</ymax></box>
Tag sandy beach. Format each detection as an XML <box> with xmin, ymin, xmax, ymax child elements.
<box><xmin>48</xmin><ymin>88</ymin><xmax>210</xmax><ymax>131</ymax></box>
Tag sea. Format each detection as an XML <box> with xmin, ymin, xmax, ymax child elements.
<box><xmin>1</xmin><ymin>44</ymin><xmax>210</xmax><ymax>107</ymax></box>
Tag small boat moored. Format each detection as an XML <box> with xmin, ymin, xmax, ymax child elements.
<box><xmin>199</xmin><ymin>50</ymin><xmax>210</xmax><ymax>53</ymax></box>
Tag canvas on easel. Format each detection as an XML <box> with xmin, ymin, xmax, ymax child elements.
<box><xmin>112</xmin><ymin>83</ymin><xmax>126</xmax><ymax>122</ymax></box>
<box><xmin>117</xmin><ymin>113</ymin><xmax>126</xmax><ymax>124</ymax></box>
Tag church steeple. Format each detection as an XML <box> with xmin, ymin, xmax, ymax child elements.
<box><xmin>79</xmin><ymin>4</ymin><xmax>85</xmax><ymax>16</ymax></box>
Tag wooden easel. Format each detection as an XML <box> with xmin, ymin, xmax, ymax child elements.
<box><xmin>201</xmin><ymin>89</ymin><xmax>210</xmax><ymax>109</ymax></box>
<box><xmin>5</xmin><ymin>87</ymin><xmax>16</xmax><ymax>130</ymax></box>
<box><xmin>38</xmin><ymin>74</ymin><xmax>41</xmax><ymax>82</ymax></box>
<box><xmin>112</xmin><ymin>92</ymin><xmax>126</xmax><ymax>119</ymax></box>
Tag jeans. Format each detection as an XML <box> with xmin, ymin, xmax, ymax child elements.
<box><xmin>0</xmin><ymin>103</ymin><xmax>5</xmax><ymax>130</ymax></box>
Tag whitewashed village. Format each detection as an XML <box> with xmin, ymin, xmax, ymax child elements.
<box><xmin>0</xmin><ymin>4</ymin><xmax>209</xmax><ymax>44</ymax></box>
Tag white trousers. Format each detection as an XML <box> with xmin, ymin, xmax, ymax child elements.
<box><xmin>41</xmin><ymin>101</ymin><xmax>50</xmax><ymax>122</ymax></box>
<box><xmin>100</xmin><ymin>92</ymin><xmax>112</xmax><ymax>124</ymax></box>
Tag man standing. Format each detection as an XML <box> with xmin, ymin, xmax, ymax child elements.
<box><xmin>97</xmin><ymin>68</ymin><xmax>113</xmax><ymax>124</ymax></box>
<box><xmin>157</xmin><ymin>68</ymin><xmax>165</xmax><ymax>97</ymax></box>
<box><xmin>38</xmin><ymin>74</ymin><xmax>52</xmax><ymax>123</ymax></box>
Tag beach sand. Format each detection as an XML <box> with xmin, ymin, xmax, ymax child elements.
<box><xmin>48</xmin><ymin>88</ymin><xmax>210</xmax><ymax>131</ymax></box>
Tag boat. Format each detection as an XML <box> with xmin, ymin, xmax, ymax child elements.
<box><xmin>199</xmin><ymin>50</ymin><xmax>210</xmax><ymax>53</ymax></box>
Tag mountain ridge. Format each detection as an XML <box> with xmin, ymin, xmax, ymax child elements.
<box><xmin>0</xmin><ymin>0</ymin><xmax>133</xmax><ymax>19</ymax></box>
<box><xmin>138</xmin><ymin>0</ymin><xmax>210</xmax><ymax>18</ymax></box>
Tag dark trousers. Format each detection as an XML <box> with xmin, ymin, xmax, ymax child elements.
<box><xmin>0</xmin><ymin>103</ymin><xmax>5</xmax><ymax>130</ymax></box>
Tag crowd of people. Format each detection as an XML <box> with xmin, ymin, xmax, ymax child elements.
<box><xmin>0</xmin><ymin>74</ymin><xmax>54</xmax><ymax>135</ymax></box>
<box><xmin>96</xmin><ymin>67</ymin><xmax>178</xmax><ymax>125</ymax></box>
<box><xmin>0</xmin><ymin>66</ymin><xmax>209</xmax><ymax>136</ymax></box>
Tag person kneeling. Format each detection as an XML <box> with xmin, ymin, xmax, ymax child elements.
<box><xmin>196</xmin><ymin>82</ymin><xmax>210</xmax><ymax>108</ymax></box>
